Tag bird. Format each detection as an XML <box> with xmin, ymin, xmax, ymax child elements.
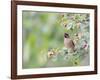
<box><xmin>64</xmin><ymin>33</ymin><xmax>75</xmax><ymax>53</ymax></box>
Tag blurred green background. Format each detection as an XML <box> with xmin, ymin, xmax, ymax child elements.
<box><xmin>22</xmin><ymin>11</ymin><xmax>90</xmax><ymax>69</ymax></box>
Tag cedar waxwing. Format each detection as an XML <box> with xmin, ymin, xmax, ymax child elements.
<box><xmin>64</xmin><ymin>33</ymin><xmax>75</xmax><ymax>53</ymax></box>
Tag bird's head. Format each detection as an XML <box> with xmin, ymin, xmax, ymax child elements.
<box><xmin>64</xmin><ymin>33</ymin><xmax>69</xmax><ymax>38</ymax></box>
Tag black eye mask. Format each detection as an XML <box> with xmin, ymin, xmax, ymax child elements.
<box><xmin>64</xmin><ymin>33</ymin><xmax>69</xmax><ymax>38</ymax></box>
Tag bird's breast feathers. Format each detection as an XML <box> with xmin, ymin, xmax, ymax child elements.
<box><xmin>64</xmin><ymin>38</ymin><xmax>75</xmax><ymax>49</ymax></box>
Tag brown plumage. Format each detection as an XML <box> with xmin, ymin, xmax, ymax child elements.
<box><xmin>64</xmin><ymin>33</ymin><xmax>75</xmax><ymax>52</ymax></box>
